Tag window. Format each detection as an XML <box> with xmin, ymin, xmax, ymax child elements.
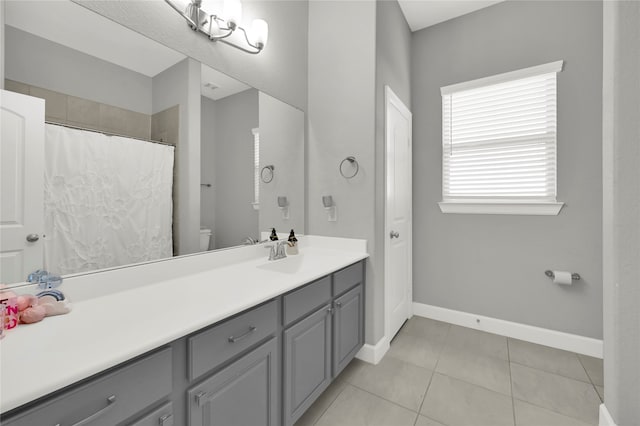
<box><xmin>252</xmin><ymin>128</ymin><xmax>260</xmax><ymax>210</ymax></box>
<box><xmin>439</xmin><ymin>61</ymin><xmax>565</xmax><ymax>215</ymax></box>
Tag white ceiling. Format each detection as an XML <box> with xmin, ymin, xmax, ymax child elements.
<box><xmin>397</xmin><ymin>0</ymin><xmax>506</xmax><ymax>32</ymax></box>
<box><xmin>5</xmin><ymin>0</ymin><xmax>186</xmax><ymax>77</ymax></box>
<box><xmin>5</xmin><ymin>0</ymin><xmax>249</xmax><ymax>99</ymax></box>
<box><xmin>201</xmin><ymin>63</ymin><xmax>251</xmax><ymax>101</ymax></box>
<box><xmin>5</xmin><ymin>0</ymin><xmax>503</xmax><ymax>96</ymax></box>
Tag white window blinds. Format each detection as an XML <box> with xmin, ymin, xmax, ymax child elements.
<box><xmin>441</xmin><ymin>61</ymin><xmax>563</xmax><ymax>202</ymax></box>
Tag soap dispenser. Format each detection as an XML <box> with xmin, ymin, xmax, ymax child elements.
<box><xmin>269</xmin><ymin>228</ymin><xmax>279</xmax><ymax>241</ymax></box>
<box><xmin>286</xmin><ymin>229</ymin><xmax>299</xmax><ymax>255</ymax></box>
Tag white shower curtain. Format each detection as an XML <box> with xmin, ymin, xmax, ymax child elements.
<box><xmin>44</xmin><ymin>124</ymin><xmax>175</xmax><ymax>275</ymax></box>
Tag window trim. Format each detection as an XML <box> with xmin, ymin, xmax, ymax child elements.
<box><xmin>440</xmin><ymin>60</ymin><xmax>565</xmax><ymax>215</ymax></box>
<box><xmin>440</xmin><ymin>60</ymin><xmax>564</xmax><ymax>95</ymax></box>
<box><xmin>438</xmin><ymin>201</ymin><xmax>564</xmax><ymax>215</ymax></box>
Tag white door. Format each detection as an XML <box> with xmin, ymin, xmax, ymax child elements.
<box><xmin>385</xmin><ymin>86</ymin><xmax>412</xmax><ymax>341</ymax></box>
<box><xmin>0</xmin><ymin>90</ymin><xmax>45</xmax><ymax>283</ymax></box>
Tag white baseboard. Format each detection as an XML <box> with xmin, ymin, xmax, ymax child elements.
<box><xmin>356</xmin><ymin>335</ymin><xmax>390</xmax><ymax>365</ymax></box>
<box><xmin>413</xmin><ymin>302</ymin><xmax>603</xmax><ymax>358</ymax></box>
<box><xmin>600</xmin><ymin>404</ymin><xmax>617</xmax><ymax>426</ymax></box>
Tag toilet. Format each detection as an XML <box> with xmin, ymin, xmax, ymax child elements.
<box><xmin>199</xmin><ymin>228</ymin><xmax>213</xmax><ymax>251</ymax></box>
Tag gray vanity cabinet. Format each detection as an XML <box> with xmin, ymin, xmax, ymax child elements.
<box><xmin>332</xmin><ymin>283</ymin><xmax>364</xmax><ymax>376</ymax></box>
<box><xmin>2</xmin><ymin>260</ymin><xmax>366</xmax><ymax>426</ymax></box>
<box><xmin>1</xmin><ymin>348</ymin><xmax>173</xmax><ymax>426</ymax></box>
<box><xmin>187</xmin><ymin>337</ymin><xmax>279</xmax><ymax>426</ymax></box>
<box><xmin>130</xmin><ymin>402</ymin><xmax>174</xmax><ymax>426</ymax></box>
<box><xmin>283</xmin><ymin>303</ymin><xmax>333</xmax><ymax>425</ymax></box>
<box><xmin>283</xmin><ymin>261</ymin><xmax>365</xmax><ymax>426</ymax></box>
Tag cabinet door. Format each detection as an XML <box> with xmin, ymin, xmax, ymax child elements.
<box><xmin>283</xmin><ymin>304</ymin><xmax>332</xmax><ymax>426</ymax></box>
<box><xmin>333</xmin><ymin>284</ymin><xmax>364</xmax><ymax>376</ymax></box>
<box><xmin>187</xmin><ymin>338</ymin><xmax>278</xmax><ymax>426</ymax></box>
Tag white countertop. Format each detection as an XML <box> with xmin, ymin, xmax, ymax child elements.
<box><xmin>0</xmin><ymin>236</ymin><xmax>368</xmax><ymax>413</ymax></box>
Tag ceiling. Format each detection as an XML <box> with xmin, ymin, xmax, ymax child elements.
<box><xmin>5</xmin><ymin>0</ymin><xmax>505</xmax><ymax>95</ymax></box>
<box><xmin>5</xmin><ymin>0</ymin><xmax>249</xmax><ymax>100</ymax></box>
<box><xmin>5</xmin><ymin>0</ymin><xmax>186</xmax><ymax>77</ymax></box>
<box><xmin>397</xmin><ymin>0</ymin><xmax>506</xmax><ymax>32</ymax></box>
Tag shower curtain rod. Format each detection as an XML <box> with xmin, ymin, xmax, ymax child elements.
<box><xmin>45</xmin><ymin>121</ymin><xmax>175</xmax><ymax>147</ymax></box>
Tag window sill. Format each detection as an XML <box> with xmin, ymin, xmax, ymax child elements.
<box><xmin>438</xmin><ymin>201</ymin><xmax>564</xmax><ymax>215</ymax></box>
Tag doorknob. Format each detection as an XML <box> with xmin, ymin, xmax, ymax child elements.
<box><xmin>390</xmin><ymin>231</ymin><xmax>400</xmax><ymax>239</ymax></box>
<box><xmin>26</xmin><ymin>234</ymin><xmax>39</xmax><ymax>242</ymax></box>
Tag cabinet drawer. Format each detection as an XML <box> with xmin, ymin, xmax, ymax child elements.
<box><xmin>130</xmin><ymin>402</ymin><xmax>173</xmax><ymax>426</ymax></box>
<box><xmin>283</xmin><ymin>276</ymin><xmax>331</xmax><ymax>326</ymax></box>
<box><xmin>333</xmin><ymin>262</ymin><xmax>364</xmax><ymax>296</ymax></box>
<box><xmin>189</xmin><ymin>300</ymin><xmax>278</xmax><ymax>381</ymax></box>
<box><xmin>188</xmin><ymin>337</ymin><xmax>279</xmax><ymax>426</ymax></box>
<box><xmin>3</xmin><ymin>348</ymin><xmax>172</xmax><ymax>426</ymax></box>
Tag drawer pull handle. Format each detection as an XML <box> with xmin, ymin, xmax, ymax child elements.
<box><xmin>195</xmin><ymin>391</ymin><xmax>210</xmax><ymax>406</ymax></box>
<box><xmin>159</xmin><ymin>413</ymin><xmax>174</xmax><ymax>426</ymax></box>
<box><xmin>228</xmin><ymin>326</ymin><xmax>257</xmax><ymax>343</ymax></box>
<box><xmin>70</xmin><ymin>395</ymin><xmax>116</xmax><ymax>426</ymax></box>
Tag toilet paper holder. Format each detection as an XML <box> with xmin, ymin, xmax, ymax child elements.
<box><xmin>545</xmin><ymin>270</ymin><xmax>581</xmax><ymax>281</ymax></box>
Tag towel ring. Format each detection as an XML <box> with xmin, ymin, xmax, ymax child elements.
<box><xmin>261</xmin><ymin>165</ymin><xmax>275</xmax><ymax>183</ymax></box>
<box><xmin>339</xmin><ymin>156</ymin><xmax>359</xmax><ymax>179</ymax></box>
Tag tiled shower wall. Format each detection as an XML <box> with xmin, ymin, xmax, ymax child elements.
<box><xmin>5</xmin><ymin>78</ymin><xmax>178</xmax><ymax>145</ymax></box>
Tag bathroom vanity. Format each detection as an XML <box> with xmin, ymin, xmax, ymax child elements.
<box><xmin>0</xmin><ymin>236</ymin><xmax>367</xmax><ymax>426</ymax></box>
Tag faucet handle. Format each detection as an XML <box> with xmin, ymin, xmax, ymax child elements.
<box><xmin>276</xmin><ymin>240</ymin><xmax>288</xmax><ymax>258</ymax></box>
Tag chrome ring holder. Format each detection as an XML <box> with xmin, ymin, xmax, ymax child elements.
<box><xmin>339</xmin><ymin>156</ymin><xmax>359</xmax><ymax>179</ymax></box>
<box><xmin>261</xmin><ymin>165</ymin><xmax>274</xmax><ymax>183</ymax></box>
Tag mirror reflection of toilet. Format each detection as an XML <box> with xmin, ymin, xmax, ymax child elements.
<box><xmin>199</xmin><ymin>228</ymin><xmax>213</xmax><ymax>251</ymax></box>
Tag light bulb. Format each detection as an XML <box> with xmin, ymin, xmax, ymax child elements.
<box><xmin>251</xmin><ymin>19</ymin><xmax>268</xmax><ymax>48</ymax></box>
<box><xmin>223</xmin><ymin>0</ymin><xmax>242</xmax><ymax>27</ymax></box>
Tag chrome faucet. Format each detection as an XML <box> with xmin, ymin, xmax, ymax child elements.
<box><xmin>265</xmin><ymin>240</ymin><xmax>288</xmax><ymax>261</ymax></box>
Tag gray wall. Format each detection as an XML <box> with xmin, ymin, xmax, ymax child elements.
<box><xmin>258</xmin><ymin>92</ymin><xmax>305</xmax><ymax>237</ymax></box>
<box><xmin>73</xmin><ymin>0</ymin><xmax>308</xmax><ymax>112</ymax></box>
<box><xmin>307</xmin><ymin>0</ymin><xmax>379</xmax><ymax>343</ymax></box>
<box><xmin>411</xmin><ymin>1</ymin><xmax>603</xmax><ymax>338</ymax></box>
<box><xmin>153</xmin><ymin>58</ymin><xmax>202</xmax><ymax>255</ymax></box>
<box><xmin>375</xmin><ymin>0</ymin><xmax>412</xmax><ymax>341</ymax></box>
<box><xmin>602</xmin><ymin>1</ymin><xmax>640</xmax><ymax>424</ymax></box>
<box><xmin>4</xmin><ymin>27</ymin><xmax>152</xmax><ymax>114</ymax></box>
<box><xmin>207</xmin><ymin>89</ymin><xmax>259</xmax><ymax>249</ymax></box>
<box><xmin>0</xmin><ymin>1</ymin><xmax>4</xmax><ymax>89</ymax></box>
<box><xmin>201</xmin><ymin>97</ymin><xmax>216</xmax><ymax>244</ymax></box>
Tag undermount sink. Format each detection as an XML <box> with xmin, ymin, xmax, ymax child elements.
<box><xmin>256</xmin><ymin>254</ymin><xmax>306</xmax><ymax>274</ymax></box>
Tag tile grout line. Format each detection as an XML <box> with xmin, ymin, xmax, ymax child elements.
<box><xmin>509</xmin><ymin>346</ymin><xmax>602</xmax><ymax>424</ymax></box>
<box><xmin>508</xmin><ymin>359</ymin><xmax>594</xmax><ymax>385</ymax></box>
<box><xmin>346</xmin><ymin>381</ymin><xmax>422</xmax><ymax>415</ymax></box>
<box><xmin>576</xmin><ymin>353</ymin><xmax>604</xmax><ymax>402</ymax></box>
<box><xmin>507</xmin><ymin>338</ymin><xmax>517</xmax><ymax>426</ymax></box>
<box><xmin>511</xmin><ymin>396</ymin><xmax>598</xmax><ymax>426</ymax></box>
<box><xmin>309</xmin><ymin>383</ymin><xmax>348</xmax><ymax>426</ymax></box>
<box><xmin>416</xmin><ymin>323</ymin><xmax>452</xmax><ymax>419</ymax></box>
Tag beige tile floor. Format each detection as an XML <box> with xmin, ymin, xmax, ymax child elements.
<box><xmin>295</xmin><ymin>316</ymin><xmax>603</xmax><ymax>426</ymax></box>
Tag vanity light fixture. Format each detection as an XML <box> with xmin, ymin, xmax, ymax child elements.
<box><xmin>164</xmin><ymin>0</ymin><xmax>269</xmax><ymax>54</ymax></box>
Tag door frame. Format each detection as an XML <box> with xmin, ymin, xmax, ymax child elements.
<box><xmin>384</xmin><ymin>85</ymin><xmax>413</xmax><ymax>343</ymax></box>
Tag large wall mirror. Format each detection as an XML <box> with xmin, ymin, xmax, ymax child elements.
<box><xmin>1</xmin><ymin>0</ymin><xmax>305</xmax><ymax>285</ymax></box>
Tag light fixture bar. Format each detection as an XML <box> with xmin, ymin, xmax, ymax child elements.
<box><xmin>164</xmin><ymin>0</ymin><xmax>267</xmax><ymax>54</ymax></box>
